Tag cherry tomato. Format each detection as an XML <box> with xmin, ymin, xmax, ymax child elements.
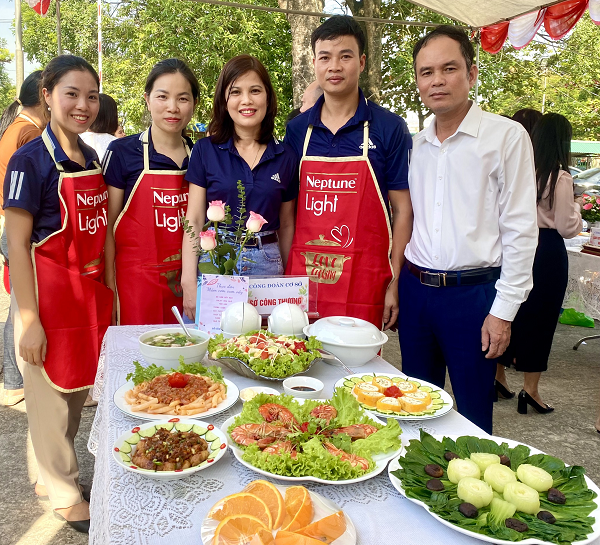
<box><xmin>255</xmin><ymin>341</ymin><xmax>267</xmax><ymax>349</ymax></box>
<box><xmin>168</xmin><ymin>372</ymin><xmax>190</xmax><ymax>388</ymax></box>
<box><xmin>260</xmin><ymin>349</ymin><xmax>270</xmax><ymax>359</ymax></box>
<box><xmin>294</xmin><ymin>341</ymin><xmax>306</xmax><ymax>353</ymax></box>
<box><xmin>384</xmin><ymin>385</ymin><xmax>403</xmax><ymax>398</ymax></box>
<box><xmin>300</xmin><ymin>422</ymin><xmax>309</xmax><ymax>433</ymax></box>
<box><xmin>243</xmin><ymin>345</ymin><xmax>250</xmax><ymax>353</ymax></box>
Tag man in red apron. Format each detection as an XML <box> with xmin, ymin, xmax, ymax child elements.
<box><xmin>285</xmin><ymin>16</ymin><xmax>413</xmax><ymax>329</ymax></box>
<box><xmin>113</xmin><ymin>129</ymin><xmax>190</xmax><ymax>324</ymax></box>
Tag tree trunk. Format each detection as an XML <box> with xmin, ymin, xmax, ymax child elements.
<box><xmin>278</xmin><ymin>0</ymin><xmax>324</xmax><ymax>108</ymax></box>
<box><xmin>345</xmin><ymin>0</ymin><xmax>382</xmax><ymax>103</ymax></box>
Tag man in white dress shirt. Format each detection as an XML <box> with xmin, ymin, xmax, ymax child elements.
<box><xmin>399</xmin><ymin>26</ymin><xmax>538</xmax><ymax>433</ymax></box>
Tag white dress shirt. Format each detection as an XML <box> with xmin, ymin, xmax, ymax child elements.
<box><xmin>404</xmin><ymin>103</ymin><xmax>538</xmax><ymax>321</ymax></box>
<box><xmin>80</xmin><ymin>131</ymin><xmax>117</xmax><ymax>163</ymax></box>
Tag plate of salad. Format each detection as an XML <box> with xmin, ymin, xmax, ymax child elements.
<box><xmin>113</xmin><ymin>358</ymin><xmax>239</xmax><ymax>421</ymax></box>
<box><xmin>221</xmin><ymin>387</ymin><xmax>403</xmax><ymax>484</ymax></box>
<box><xmin>388</xmin><ymin>430</ymin><xmax>600</xmax><ymax>545</ymax></box>
<box><xmin>334</xmin><ymin>373</ymin><xmax>453</xmax><ymax>420</ymax></box>
<box><xmin>208</xmin><ymin>330</ymin><xmax>324</xmax><ymax>380</ymax></box>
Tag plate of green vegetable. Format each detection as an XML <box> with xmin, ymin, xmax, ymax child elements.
<box><xmin>388</xmin><ymin>431</ymin><xmax>599</xmax><ymax>544</ymax></box>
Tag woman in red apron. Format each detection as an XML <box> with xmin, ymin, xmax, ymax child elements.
<box><xmin>4</xmin><ymin>56</ymin><xmax>112</xmax><ymax>532</ymax></box>
<box><xmin>103</xmin><ymin>59</ymin><xmax>198</xmax><ymax>325</ymax></box>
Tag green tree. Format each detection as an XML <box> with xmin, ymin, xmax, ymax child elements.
<box><xmin>21</xmin><ymin>0</ymin><xmax>293</xmax><ymax>135</ymax></box>
<box><xmin>0</xmin><ymin>39</ymin><xmax>16</xmax><ymax>112</ymax></box>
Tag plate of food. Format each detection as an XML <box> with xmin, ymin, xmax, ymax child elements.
<box><xmin>113</xmin><ymin>360</ymin><xmax>239</xmax><ymax>421</ymax></box>
<box><xmin>112</xmin><ymin>419</ymin><xmax>228</xmax><ymax>480</ymax></box>
<box><xmin>334</xmin><ymin>373</ymin><xmax>453</xmax><ymax>420</ymax></box>
<box><xmin>208</xmin><ymin>330</ymin><xmax>324</xmax><ymax>381</ymax></box>
<box><xmin>388</xmin><ymin>430</ymin><xmax>600</xmax><ymax>545</ymax></box>
<box><xmin>221</xmin><ymin>388</ymin><xmax>403</xmax><ymax>484</ymax></box>
<box><xmin>201</xmin><ymin>481</ymin><xmax>356</xmax><ymax>544</ymax></box>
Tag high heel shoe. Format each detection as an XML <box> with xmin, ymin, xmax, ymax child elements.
<box><xmin>517</xmin><ymin>390</ymin><xmax>554</xmax><ymax>415</ymax></box>
<box><xmin>495</xmin><ymin>380</ymin><xmax>515</xmax><ymax>400</ymax></box>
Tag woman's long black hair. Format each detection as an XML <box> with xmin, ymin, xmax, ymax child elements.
<box><xmin>0</xmin><ymin>70</ymin><xmax>43</xmax><ymax>140</ymax></box>
<box><xmin>531</xmin><ymin>113</ymin><xmax>572</xmax><ymax>210</ymax></box>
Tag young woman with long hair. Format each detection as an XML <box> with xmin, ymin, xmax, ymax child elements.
<box><xmin>103</xmin><ymin>59</ymin><xmax>198</xmax><ymax>325</ymax></box>
<box><xmin>3</xmin><ymin>55</ymin><xmax>112</xmax><ymax>532</ymax></box>
<box><xmin>497</xmin><ymin>113</ymin><xmax>582</xmax><ymax>414</ymax></box>
<box><xmin>181</xmin><ymin>55</ymin><xmax>298</xmax><ymax>321</ymax></box>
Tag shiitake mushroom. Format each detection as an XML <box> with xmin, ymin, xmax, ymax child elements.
<box><xmin>426</xmin><ymin>478</ymin><xmax>445</xmax><ymax>491</ymax></box>
<box><xmin>424</xmin><ymin>464</ymin><xmax>444</xmax><ymax>478</ymax></box>
<box><xmin>505</xmin><ymin>518</ymin><xmax>529</xmax><ymax>532</ymax></box>
<box><xmin>444</xmin><ymin>451</ymin><xmax>460</xmax><ymax>461</ymax></box>
<box><xmin>499</xmin><ymin>455</ymin><xmax>511</xmax><ymax>467</ymax></box>
<box><xmin>547</xmin><ymin>488</ymin><xmax>566</xmax><ymax>504</ymax></box>
<box><xmin>459</xmin><ymin>502</ymin><xmax>478</xmax><ymax>518</ymax></box>
<box><xmin>537</xmin><ymin>511</ymin><xmax>557</xmax><ymax>524</ymax></box>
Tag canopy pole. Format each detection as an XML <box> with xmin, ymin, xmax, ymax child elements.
<box><xmin>98</xmin><ymin>0</ymin><xmax>102</xmax><ymax>92</ymax></box>
<box><xmin>474</xmin><ymin>33</ymin><xmax>480</xmax><ymax>105</ymax></box>
<box><xmin>15</xmin><ymin>0</ymin><xmax>24</xmax><ymax>93</ymax></box>
<box><xmin>56</xmin><ymin>0</ymin><xmax>62</xmax><ymax>55</ymax></box>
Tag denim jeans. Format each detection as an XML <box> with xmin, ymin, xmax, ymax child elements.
<box><xmin>0</xmin><ymin>227</ymin><xmax>22</xmax><ymax>390</ymax></box>
<box><xmin>199</xmin><ymin>238</ymin><xmax>284</xmax><ymax>277</ymax></box>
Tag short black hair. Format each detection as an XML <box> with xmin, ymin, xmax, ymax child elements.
<box><xmin>412</xmin><ymin>25</ymin><xmax>475</xmax><ymax>73</ymax></box>
<box><xmin>311</xmin><ymin>16</ymin><xmax>366</xmax><ymax>56</ymax></box>
<box><xmin>89</xmin><ymin>93</ymin><xmax>119</xmax><ymax>135</ymax></box>
<box><xmin>145</xmin><ymin>58</ymin><xmax>199</xmax><ymax>102</ymax></box>
<box><xmin>512</xmin><ymin>108</ymin><xmax>543</xmax><ymax>138</ymax></box>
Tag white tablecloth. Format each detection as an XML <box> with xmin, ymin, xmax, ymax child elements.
<box><xmin>87</xmin><ymin>325</ymin><xmax>598</xmax><ymax>545</ymax></box>
<box><xmin>564</xmin><ymin>248</ymin><xmax>600</xmax><ymax>321</ymax></box>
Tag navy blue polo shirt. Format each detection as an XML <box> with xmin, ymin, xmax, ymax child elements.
<box><xmin>185</xmin><ymin>136</ymin><xmax>299</xmax><ymax>232</ymax></box>
<box><xmin>102</xmin><ymin>128</ymin><xmax>194</xmax><ymax>203</ymax></box>
<box><xmin>3</xmin><ymin>125</ymin><xmax>99</xmax><ymax>243</ymax></box>
<box><xmin>284</xmin><ymin>88</ymin><xmax>412</xmax><ymax>203</ymax></box>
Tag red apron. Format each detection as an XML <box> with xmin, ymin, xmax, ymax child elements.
<box><xmin>114</xmin><ymin>129</ymin><xmax>190</xmax><ymax>325</ymax></box>
<box><xmin>285</xmin><ymin>121</ymin><xmax>393</xmax><ymax>328</ymax></box>
<box><xmin>32</xmin><ymin>129</ymin><xmax>112</xmax><ymax>392</ymax></box>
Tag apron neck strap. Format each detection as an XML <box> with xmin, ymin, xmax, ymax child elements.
<box><xmin>142</xmin><ymin>128</ymin><xmax>191</xmax><ymax>171</ymax></box>
<box><xmin>302</xmin><ymin>121</ymin><xmax>369</xmax><ymax>158</ymax></box>
<box><xmin>41</xmin><ymin>127</ymin><xmax>65</xmax><ymax>172</ymax></box>
<box><xmin>302</xmin><ymin>125</ymin><xmax>314</xmax><ymax>157</ymax></box>
<box><xmin>18</xmin><ymin>113</ymin><xmax>42</xmax><ymax>130</ymax></box>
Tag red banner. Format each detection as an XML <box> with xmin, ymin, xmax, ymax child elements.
<box><xmin>544</xmin><ymin>0</ymin><xmax>589</xmax><ymax>39</ymax></box>
<box><xmin>26</xmin><ymin>0</ymin><xmax>51</xmax><ymax>16</ymax></box>
<box><xmin>480</xmin><ymin>22</ymin><xmax>509</xmax><ymax>54</ymax></box>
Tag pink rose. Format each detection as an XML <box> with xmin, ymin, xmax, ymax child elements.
<box><xmin>246</xmin><ymin>211</ymin><xmax>267</xmax><ymax>233</ymax></box>
<box><xmin>199</xmin><ymin>229</ymin><xmax>217</xmax><ymax>250</ymax></box>
<box><xmin>596</xmin><ymin>198</ymin><xmax>600</xmax><ymax>205</ymax></box>
<box><xmin>583</xmin><ymin>203</ymin><xmax>594</xmax><ymax>210</ymax></box>
<box><xmin>206</xmin><ymin>201</ymin><xmax>226</xmax><ymax>222</ymax></box>
<box><xmin>583</xmin><ymin>194</ymin><xmax>590</xmax><ymax>199</ymax></box>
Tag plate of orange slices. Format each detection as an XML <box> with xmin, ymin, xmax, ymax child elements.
<box><xmin>201</xmin><ymin>480</ymin><xmax>356</xmax><ymax>544</ymax></box>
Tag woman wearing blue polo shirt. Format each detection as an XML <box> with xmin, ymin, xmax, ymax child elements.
<box><xmin>4</xmin><ymin>55</ymin><xmax>112</xmax><ymax>532</ymax></box>
<box><xmin>103</xmin><ymin>59</ymin><xmax>198</xmax><ymax>325</ymax></box>
<box><xmin>182</xmin><ymin>55</ymin><xmax>298</xmax><ymax>320</ymax></box>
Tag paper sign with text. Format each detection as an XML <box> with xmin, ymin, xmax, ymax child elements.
<box><xmin>248</xmin><ymin>277</ymin><xmax>309</xmax><ymax>315</ymax></box>
<box><xmin>196</xmin><ymin>274</ymin><xmax>249</xmax><ymax>334</ymax></box>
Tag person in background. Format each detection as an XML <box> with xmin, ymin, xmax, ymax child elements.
<box><xmin>80</xmin><ymin>93</ymin><xmax>119</xmax><ymax>161</ymax></box>
<box><xmin>0</xmin><ymin>70</ymin><xmax>45</xmax><ymax>407</ymax></box>
<box><xmin>182</xmin><ymin>54</ymin><xmax>298</xmax><ymax>321</ymax></box>
<box><xmin>494</xmin><ymin>107</ymin><xmax>542</xmax><ymax>401</ymax></box>
<box><xmin>4</xmin><ymin>55</ymin><xmax>112</xmax><ymax>532</ymax></box>
<box><xmin>300</xmin><ymin>80</ymin><xmax>322</xmax><ymax>113</ymax></box>
<box><xmin>103</xmin><ymin>59</ymin><xmax>197</xmax><ymax>325</ymax></box>
<box><xmin>114</xmin><ymin>124</ymin><xmax>126</xmax><ymax>138</ymax></box>
<box><xmin>399</xmin><ymin>25</ymin><xmax>538</xmax><ymax>433</ymax></box>
<box><xmin>285</xmin><ymin>16</ymin><xmax>412</xmax><ymax>330</ymax></box>
<box><xmin>497</xmin><ymin>114</ymin><xmax>582</xmax><ymax>415</ymax></box>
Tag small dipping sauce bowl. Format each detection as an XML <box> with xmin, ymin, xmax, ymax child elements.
<box><xmin>239</xmin><ymin>386</ymin><xmax>280</xmax><ymax>403</ymax></box>
<box><xmin>282</xmin><ymin>376</ymin><xmax>324</xmax><ymax>399</ymax></box>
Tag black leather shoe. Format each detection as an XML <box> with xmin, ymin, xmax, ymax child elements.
<box><xmin>495</xmin><ymin>380</ymin><xmax>515</xmax><ymax>400</ymax></box>
<box><xmin>517</xmin><ymin>390</ymin><xmax>554</xmax><ymax>415</ymax></box>
<box><xmin>53</xmin><ymin>511</ymin><xmax>90</xmax><ymax>533</ymax></box>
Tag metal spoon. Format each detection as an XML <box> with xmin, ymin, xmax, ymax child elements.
<box><xmin>318</xmin><ymin>350</ymin><xmax>354</xmax><ymax>375</ymax></box>
<box><xmin>171</xmin><ymin>306</ymin><xmax>194</xmax><ymax>340</ymax></box>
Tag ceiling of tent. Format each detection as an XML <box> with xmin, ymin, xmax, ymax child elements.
<box><xmin>404</xmin><ymin>0</ymin><xmax>568</xmax><ymax>27</ymax></box>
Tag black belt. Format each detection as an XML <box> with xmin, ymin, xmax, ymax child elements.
<box><xmin>407</xmin><ymin>261</ymin><xmax>501</xmax><ymax>287</ymax></box>
<box><xmin>223</xmin><ymin>232</ymin><xmax>278</xmax><ymax>248</ymax></box>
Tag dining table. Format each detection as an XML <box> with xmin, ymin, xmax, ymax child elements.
<box><xmin>87</xmin><ymin>324</ymin><xmax>600</xmax><ymax>545</ymax></box>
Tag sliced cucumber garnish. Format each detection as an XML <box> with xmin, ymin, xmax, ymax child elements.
<box><xmin>205</xmin><ymin>431</ymin><xmax>218</xmax><ymax>442</ymax></box>
<box><xmin>193</xmin><ymin>426</ymin><xmax>208</xmax><ymax>435</ymax></box>
<box><xmin>175</xmin><ymin>424</ymin><xmax>194</xmax><ymax>432</ymax></box>
<box><xmin>139</xmin><ymin>427</ymin><xmax>157</xmax><ymax>438</ymax></box>
<box><xmin>351</xmin><ymin>377</ymin><xmax>363</xmax><ymax>384</ymax></box>
<box><xmin>430</xmin><ymin>392</ymin><xmax>441</xmax><ymax>399</ymax></box>
<box><xmin>420</xmin><ymin>386</ymin><xmax>433</xmax><ymax>392</ymax></box>
<box><xmin>119</xmin><ymin>442</ymin><xmax>132</xmax><ymax>454</ymax></box>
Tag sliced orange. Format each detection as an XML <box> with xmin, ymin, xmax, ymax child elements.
<box><xmin>249</xmin><ymin>527</ymin><xmax>275</xmax><ymax>545</ymax></box>
<box><xmin>208</xmin><ymin>492</ymin><xmax>273</xmax><ymax>529</ymax></box>
<box><xmin>295</xmin><ymin>511</ymin><xmax>346</xmax><ymax>543</ymax></box>
<box><xmin>213</xmin><ymin>514</ymin><xmax>268</xmax><ymax>545</ymax></box>
<box><xmin>280</xmin><ymin>486</ymin><xmax>313</xmax><ymax>532</ymax></box>
<box><xmin>273</xmin><ymin>530</ymin><xmax>325</xmax><ymax>545</ymax></box>
<box><xmin>244</xmin><ymin>480</ymin><xmax>285</xmax><ymax>529</ymax></box>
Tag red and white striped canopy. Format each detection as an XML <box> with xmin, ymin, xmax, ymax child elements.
<box><xmin>409</xmin><ymin>0</ymin><xmax>600</xmax><ymax>53</ymax></box>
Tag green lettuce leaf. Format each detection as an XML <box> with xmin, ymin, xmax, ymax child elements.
<box><xmin>125</xmin><ymin>358</ymin><xmax>225</xmax><ymax>387</ymax></box>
